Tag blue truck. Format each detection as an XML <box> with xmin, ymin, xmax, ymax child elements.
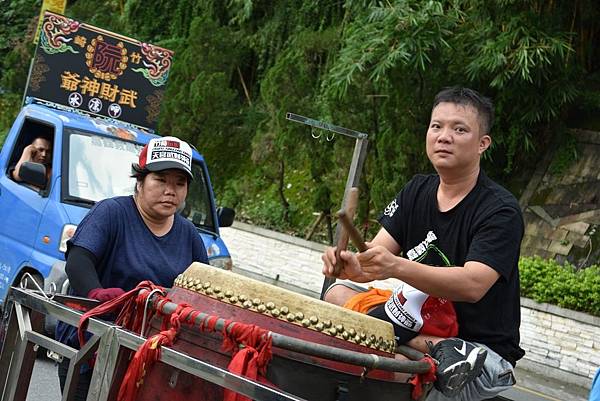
<box><xmin>0</xmin><ymin>11</ymin><xmax>235</xmax><ymax>318</ymax></box>
<box><xmin>0</xmin><ymin>102</ymin><xmax>235</xmax><ymax>313</ymax></box>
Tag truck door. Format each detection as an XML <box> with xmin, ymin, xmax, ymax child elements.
<box><xmin>0</xmin><ymin>118</ymin><xmax>56</xmax><ymax>301</ymax></box>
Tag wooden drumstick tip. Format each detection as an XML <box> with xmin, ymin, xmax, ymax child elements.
<box><xmin>336</xmin><ymin>210</ymin><xmax>367</xmax><ymax>252</ymax></box>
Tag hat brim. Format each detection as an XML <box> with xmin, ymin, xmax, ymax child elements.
<box><xmin>146</xmin><ymin>160</ymin><xmax>194</xmax><ymax>180</ymax></box>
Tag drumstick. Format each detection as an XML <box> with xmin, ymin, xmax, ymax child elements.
<box><xmin>333</xmin><ymin>187</ymin><xmax>359</xmax><ymax>277</ymax></box>
<box><xmin>336</xmin><ymin>210</ymin><xmax>367</xmax><ymax>252</ymax></box>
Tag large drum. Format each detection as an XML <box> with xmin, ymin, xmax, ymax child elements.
<box><xmin>134</xmin><ymin>263</ymin><xmax>427</xmax><ymax>401</ymax></box>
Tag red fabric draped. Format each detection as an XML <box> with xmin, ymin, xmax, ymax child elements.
<box><xmin>409</xmin><ymin>356</ymin><xmax>437</xmax><ymax>400</ymax></box>
<box><xmin>77</xmin><ymin>281</ymin><xmax>166</xmax><ymax>347</ymax></box>
<box><xmin>116</xmin><ymin>303</ymin><xmax>189</xmax><ymax>401</ymax></box>
<box><xmin>221</xmin><ymin>322</ymin><xmax>274</xmax><ymax>401</ymax></box>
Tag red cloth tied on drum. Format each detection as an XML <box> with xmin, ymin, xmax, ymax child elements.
<box><xmin>117</xmin><ymin>303</ymin><xmax>191</xmax><ymax>401</ymax></box>
<box><xmin>77</xmin><ymin>280</ymin><xmax>166</xmax><ymax>347</ymax></box>
<box><xmin>221</xmin><ymin>322</ymin><xmax>274</xmax><ymax>401</ymax></box>
<box><xmin>409</xmin><ymin>356</ymin><xmax>437</xmax><ymax>399</ymax></box>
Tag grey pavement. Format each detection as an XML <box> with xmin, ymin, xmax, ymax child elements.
<box><xmin>504</xmin><ymin>366</ymin><xmax>589</xmax><ymax>401</ymax></box>
<box><xmin>27</xmin><ymin>355</ymin><xmax>61</xmax><ymax>401</ymax></box>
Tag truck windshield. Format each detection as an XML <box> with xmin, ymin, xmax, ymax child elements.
<box><xmin>65</xmin><ymin>129</ymin><xmax>216</xmax><ymax>233</ymax></box>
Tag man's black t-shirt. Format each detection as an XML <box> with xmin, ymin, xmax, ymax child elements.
<box><xmin>379</xmin><ymin>170</ymin><xmax>525</xmax><ymax>366</ymax></box>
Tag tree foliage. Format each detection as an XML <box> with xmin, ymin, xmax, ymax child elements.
<box><xmin>1</xmin><ymin>0</ymin><xmax>598</xmax><ymax>241</ymax></box>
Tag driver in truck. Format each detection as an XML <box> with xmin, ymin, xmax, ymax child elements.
<box><xmin>11</xmin><ymin>134</ymin><xmax>53</xmax><ymax>187</ymax></box>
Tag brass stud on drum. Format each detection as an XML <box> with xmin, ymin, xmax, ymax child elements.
<box><xmin>205</xmin><ymin>287</ymin><xmax>213</xmax><ymax>295</ymax></box>
<box><xmin>229</xmin><ymin>296</ymin><xmax>239</xmax><ymax>304</ymax></box>
<box><xmin>328</xmin><ymin>327</ymin><xmax>338</xmax><ymax>336</ymax></box>
<box><xmin>323</xmin><ymin>320</ymin><xmax>332</xmax><ymax>328</ymax></box>
<box><xmin>213</xmin><ymin>286</ymin><xmax>221</xmax><ymax>294</ymax></box>
<box><xmin>202</xmin><ymin>282</ymin><xmax>211</xmax><ymax>289</ymax></box>
<box><xmin>286</xmin><ymin>313</ymin><xmax>295</xmax><ymax>322</ymax></box>
<box><xmin>309</xmin><ymin>316</ymin><xmax>318</xmax><ymax>325</ymax></box>
<box><xmin>252</xmin><ymin>298</ymin><xmax>261</xmax><ymax>306</ymax></box>
<box><xmin>301</xmin><ymin>318</ymin><xmax>310</xmax><ymax>327</ymax></box>
<box><xmin>257</xmin><ymin>304</ymin><xmax>266</xmax><ymax>313</ymax></box>
<box><xmin>280</xmin><ymin>306</ymin><xmax>289</xmax><ymax>315</ymax></box>
<box><xmin>348</xmin><ymin>328</ymin><xmax>356</xmax><ymax>337</ymax></box>
<box><xmin>342</xmin><ymin>331</ymin><xmax>349</xmax><ymax>340</ymax></box>
<box><xmin>242</xmin><ymin>300</ymin><xmax>253</xmax><ymax>309</ymax></box>
<box><xmin>335</xmin><ymin>324</ymin><xmax>344</xmax><ymax>333</ymax></box>
<box><xmin>239</xmin><ymin>294</ymin><xmax>248</xmax><ymax>302</ymax></box>
<box><xmin>294</xmin><ymin>312</ymin><xmax>304</xmax><ymax>321</ymax></box>
<box><xmin>315</xmin><ymin>322</ymin><xmax>324</xmax><ymax>331</ymax></box>
<box><xmin>271</xmin><ymin>308</ymin><xmax>280</xmax><ymax>317</ymax></box>
<box><xmin>216</xmin><ymin>293</ymin><xmax>224</xmax><ymax>300</ymax></box>
<box><xmin>266</xmin><ymin>302</ymin><xmax>276</xmax><ymax>310</ymax></box>
<box><xmin>224</xmin><ymin>290</ymin><xmax>234</xmax><ymax>298</ymax></box>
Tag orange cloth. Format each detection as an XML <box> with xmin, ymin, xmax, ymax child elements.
<box><xmin>343</xmin><ymin>288</ymin><xmax>392</xmax><ymax>313</ymax></box>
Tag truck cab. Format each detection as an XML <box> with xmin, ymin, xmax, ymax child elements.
<box><xmin>0</xmin><ymin>103</ymin><xmax>234</xmax><ymax>310</ymax></box>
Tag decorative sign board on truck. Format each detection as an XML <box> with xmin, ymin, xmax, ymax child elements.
<box><xmin>26</xmin><ymin>11</ymin><xmax>173</xmax><ymax>132</ymax></box>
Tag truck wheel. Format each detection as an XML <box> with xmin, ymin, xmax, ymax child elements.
<box><xmin>17</xmin><ymin>271</ymin><xmax>44</xmax><ymax>291</ymax></box>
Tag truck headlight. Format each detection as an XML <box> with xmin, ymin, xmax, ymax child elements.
<box><xmin>59</xmin><ymin>224</ymin><xmax>77</xmax><ymax>253</ymax></box>
<box><xmin>209</xmin><ymin>256</ymin><xmax>233</xmax><ymax>270</ymax></box>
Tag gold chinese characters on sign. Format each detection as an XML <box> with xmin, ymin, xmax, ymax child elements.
<box><xmin>85</xmin><ymin>35</ymin><xmax>128</xmax><ymax>81</ymax></box>
<box><xmin>60</xmin><ymin>71</ymin><xmax>138</xmax><ymax>108</ymax></box>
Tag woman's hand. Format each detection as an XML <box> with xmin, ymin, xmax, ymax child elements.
<box><xmin>87</xmin><ymin>287</ymin><xmax>125</xmax><ymax>303</ymax></box>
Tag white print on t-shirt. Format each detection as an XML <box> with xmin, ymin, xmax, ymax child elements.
<box><xmin>383</xmin><ymin>199</ymin><xmax>398</xmax><ymax>217</ymax></box>
<box><xmin>406</xmin><ymin>230</ymin><xmax>437</xmax><ymax>261</ymax></box>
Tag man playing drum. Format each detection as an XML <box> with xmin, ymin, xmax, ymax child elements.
<box><xmin>322</xmin><ymin>87</ymin><xmax>525</xmax><ymax>400</ymax></box>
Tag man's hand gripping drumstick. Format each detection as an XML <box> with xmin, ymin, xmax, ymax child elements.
<box><xmin>323</xmin><ymin>187</ymin><xmax>370</xmax><ymax>280</ymax></box>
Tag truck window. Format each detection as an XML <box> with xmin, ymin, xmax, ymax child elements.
<box><xmin>7</xmin><ymin>119</ymin><xmax>54</xmax><ymax>191</ymax></box>
<box><xmin>63</xmin><ymin>128</ymin><xmax>217</xmax><ymax>233</ymax></box>
<box><xmin>184</xmin><ymin>163</ymin><xmax>216</xmax><ymax>232</ymax></box>
<box><xmin>66</xmin><ymin>130</ymin><xmax>142</xmax><ymax>202</ymax></box>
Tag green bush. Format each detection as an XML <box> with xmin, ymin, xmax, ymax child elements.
<box><xmin>519</xmin><ymin>256</ymin><xmax>600</xmax><ymax>316</ymax></box>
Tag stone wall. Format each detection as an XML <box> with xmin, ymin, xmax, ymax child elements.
<box><xmin>520</xmin><ymin>129</ymin><xmax>600</xmax><ymax>266</ymax></box>
<box><xmin>519</xmin><ymin>298</ymin><xmax>599</xmax><ymax>388</ymax></box>
<box><xmin>220</xmin><ymin>221</ymin><xmax>599</xmax><ymax>389</ymax></box>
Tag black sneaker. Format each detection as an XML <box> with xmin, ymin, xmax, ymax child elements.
<box><xmin>430</xmin><ymin>338</ymin><xmax>487</xmax><ymax>397</ymax></box>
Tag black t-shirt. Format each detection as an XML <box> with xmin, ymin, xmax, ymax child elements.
<box><xmin>379</xmin><ymin>171</ymin><xmax>525</xmax><ymax>366</ymax></box>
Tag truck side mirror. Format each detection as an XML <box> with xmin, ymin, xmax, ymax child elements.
<box><xmin>19</xmin><ymin>161</ymin><xmax>47</xmax><ymax>189</ymax></box>
<box><xmin>217</xmin><ymin>207</ymin><xmax>235</xmax><ymax>228</ymax></box>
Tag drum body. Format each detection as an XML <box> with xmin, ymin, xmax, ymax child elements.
<box><xmin>134</xmin><ymin>263</ymin><xmax>417</xmax><ymax>401</ymax></box>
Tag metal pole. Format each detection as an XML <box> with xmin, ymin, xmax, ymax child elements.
<box><xmin>320</xmin><ymin>137</ymin><xmax>368</xmax><ymax>298</ymax></box>
<box><xmin>285</xmin><ymin>113</ymin><xmax>368</xmax><ymax>140</ymax></box>
<box><xmin>285</xmin><ymin>113</ymin><xmax>370</xmax><ymax>299</ymax></box>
